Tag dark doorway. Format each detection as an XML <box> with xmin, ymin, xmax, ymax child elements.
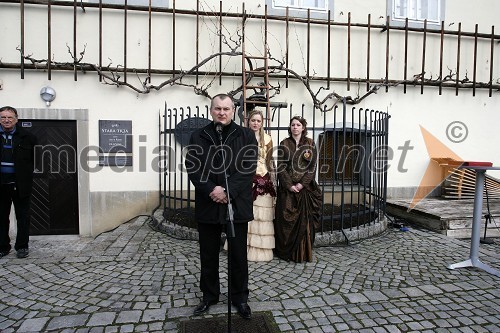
<box><xmin>21</xmin><ymin>119</ymin><xmax>79</xmax><ymax>235</ymax></box>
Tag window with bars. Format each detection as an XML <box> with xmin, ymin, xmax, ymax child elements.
<box><xmin>318</xmin><ymin>130</ymin><xmax>370</xmax><ymax>185</ymax></box>
<box><xmin>77</xmin><ymin>0</ymin><xmax>168</xmax><ymax>8</ymax></box>
<box><xmin>388</xmin><ymin>0</ymin><xmax>445</xmax><ymax>28</ymax></box>
<box><xmin>267</xmin><ymin>0</ymin><xmax>333</xmax><ymax>20</ymax></box>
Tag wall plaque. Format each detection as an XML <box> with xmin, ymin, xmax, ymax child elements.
<box><xmin>99</xmin><ymin>120</ymin><xmax>132</xmax><ymax>166</ymax></box>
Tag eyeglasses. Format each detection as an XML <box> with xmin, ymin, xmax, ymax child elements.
<box><xmin>0</xmin><ymin>116</ymin><xmax>16</xmax><ymax>121</ymax></box>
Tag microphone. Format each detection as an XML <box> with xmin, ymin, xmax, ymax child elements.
<box><xmin>215</xmin><ymin>122</ymin><xmax>223</xmax><ymax>134</ymax></box>
<box><xmin>215</xmin><ymin>122</ymin><xmax>224</xmax><ymax>141</ymax></box>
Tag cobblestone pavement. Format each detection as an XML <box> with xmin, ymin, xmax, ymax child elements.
<box><xmin>1</xmin><ymin>216</ymin><xmax>499</xmax><ymax>333</ymax></box>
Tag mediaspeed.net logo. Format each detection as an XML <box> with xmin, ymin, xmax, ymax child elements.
<box><xmin>409</xmin><ymin>124</ymin><xmax>467</xmax><ymax>211</ymax></box>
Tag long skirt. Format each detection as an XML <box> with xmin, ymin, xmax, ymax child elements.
<box><xmin>274</xmin><ymin>181</ymin><xmax>322</xmax><ymax>263</ymax></box>
<box><xmin>247</xmin><ymin>194</ymin><xmax>275</xmax><ymax>262</ymax></box>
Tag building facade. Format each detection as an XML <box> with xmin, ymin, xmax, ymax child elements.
<box><xmin>1</xmin><ymin>0</ymin><xmax>499</xmax><ymax>236</ymax></box>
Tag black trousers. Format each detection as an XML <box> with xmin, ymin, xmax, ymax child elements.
<box><xmin>197</xmin><ymin>222</ymin><xmax>249</xmax><ymax>304</ymax></box>
<box><xmin>0</xmin><ymin>184</ymin><xmax>31</xmax><ymax>253</ymax></box>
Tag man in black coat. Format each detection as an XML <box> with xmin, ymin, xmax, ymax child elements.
<box><xmin>0</xmin><ymin>106</ymin><xmax>37</xmax><ymax>259</ymax></box>
<box><xmin>185</xmin><ymin>94</ymin><xmax>258</xmax><ymax>319</ymax></box>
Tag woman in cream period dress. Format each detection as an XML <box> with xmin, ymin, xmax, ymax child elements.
<box><xmin>246</xmin><ymin>110</ymin><xmax>276</xmax><ymax>261</ymax></box>
<box><xmin>224</xmin><ymin>110</ymin><xmax>276</xmax><ymax>261</ymax></box>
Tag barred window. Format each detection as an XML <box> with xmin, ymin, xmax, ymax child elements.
<box><xmin>78</xmin><ymin>0</ymin><xmax>168</xmax><ymax>8</ymax></box>
<box><xmin>267</xmin><ymin>0</ymin><xmax>333</xmax><ymax>20</ymax></box>
<box><xmin>388</xmin><ymin>0</ymin><xmax>444</xmax><ymax>28</ymax></box>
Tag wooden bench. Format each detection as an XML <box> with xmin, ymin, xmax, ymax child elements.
<box><xmin>431</xmin><ymin>158</ymin><xmax>500</xmax><ymax>199</ymax></box>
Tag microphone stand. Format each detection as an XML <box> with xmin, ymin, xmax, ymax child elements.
<box><xmin>216</xmin><ymin>127</ymin><xmax>236</xmax><ymax>333</ymax></box>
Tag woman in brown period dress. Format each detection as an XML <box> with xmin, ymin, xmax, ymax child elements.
<box><xmin>274</xmin><ymin>116</ymin><xmax>322</xmax><ymax>263</ymax></box>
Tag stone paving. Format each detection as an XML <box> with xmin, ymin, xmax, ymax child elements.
<box><xmin>0</xmin><ymin>216</ymin><xmax>499</xmax><ymax>333</ymax></box>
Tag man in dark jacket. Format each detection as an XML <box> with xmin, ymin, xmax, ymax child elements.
<box><xmin>0</xmin><ymin>106</ymin><xmax>37</xmax><ymax>259</ymax></box>
<box><xmin>185</xmin><ymin>94</ymin><xmax>258</xmax><ymax>319</ymax></box>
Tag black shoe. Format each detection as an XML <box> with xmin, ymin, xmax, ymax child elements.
<box><xmin>233</xmin><ymin>302</ymin><xmax>252</xmax><ymax>319</ymax></box>
<box><xmin>0</xmin><ymin>250</ymin><xmax>10</xmax><ymax>258</ymax></box>
<box><xmin>16</xmin><ymin>248</ymin><xmax>29</xmax><ymax>258</ymax></box>
<box><xmin>193</xmin><ymin>300</ymin><xmax>217</xmax><ymax>316</ymax></box>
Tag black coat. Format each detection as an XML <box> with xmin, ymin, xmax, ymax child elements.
<box><xmin>185</xmin><ymin>121</ymin><xmax>258</xmax><ymax>224</ymax></box>
<box><xmin>0</xmin><ymin>126</ymin><xmax>38</xmax><ymax>198</ymax></box>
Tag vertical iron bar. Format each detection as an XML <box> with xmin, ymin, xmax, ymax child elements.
<box><xmin>73</xmin><ymin>0</ymin><xmax>77</xmax><ymax>81</ymax></box>
<box><xmin>148</xmin><ymin>0</ymin><xmax>152</xmax><ymax>83</ymax></box>
<box><xmin>312</xmin><ymin>105</ymin><xmax>316</xmax><ymax>212</ymax></box>
<box><xmin>456</xmin><ymin>23</ymin><xmax>462</xmax><ymax>96</ymax></box>
<box><xmin>376</xmin><ymin>111</ymin><xmax>381</xmax><ymax>216</ymax></box>
<box><xmin>363</xmin><ymin>109</ymin><xmax>368</xmax><ymax>212</ymax></box>
<box><xmin>180</xmin><ymin>108</ymin><xmax>185</xmax><ymax>211</ymax></box>
<box><xmin>366</xmin><ymin>14</ymin><xmax>371</xmax><ymax>92</ymax></box>
<box><xmin>219</xmin><ymin>1</ymin><xmax>222</xmax><ymax>85</ymax></box>
<box><xmin>381</xmin><ymin>112</ymin><xmax>386</xmax><ymax>216</ymax></box>
<box><xmin>421</xmin><ymin>20</ymin><xmax>427</xmax><ymax>94</ymax></box>
<box><xmin>439</xmin><ymin>21</ymin><xmax>444</xmax><ymax>95</ymax></box>
<box><xmin>163</xmin><ymin>103</ymin><xmax>168</xmax><ymax>209</ymax></box>
<box><xmin>307</xmin><ymin>9</ymin><xmax>310</xmax><ymax>79</ymax></box>
<box><xmin>159</xmin><ymin>112</ymin><xmax>161</xmax><ymax>208</ymax></box>
<box><xmin>47</xmin><ymin>0</ymin><xmax>51</xmax><ymax>80</ymax></box>
<box><xmin>285</xmin><ymin>7</ymin><xmax>289</xmax><ymax>88</ymax></box>
<box><xmin>168</xmin><ymin>108</ymin><xmax>174</xmax><ymax>213</ymax></box>
<box><xmin>350</xmin><ymin>107</ymin><xmax>354</xmax><ymax>229</ymax></box>
<box><xmin>404</xmin><ymin>18</ymin><xmax>408</xmax><ymax>93</ymax></box>
<box><xmin>341</xmin><ymin>99</ymin><xmax>346</xmax><ymax>230</ymax></box>
<box><xmin>331</xmin><ymin>105</ymin><xmax>337</xmax><ymax>232</ymax></box>
<box><xmin>347</xmin><ymin>12</ymin><xmax>351</xmax><ymax>91</ymax></box>
<box><xmin>327</xmin><ymin>10</ymin><xmax>331</xmax><ymax>89</ymax></box>
<box><xmin>265</xmin><ymin>5</ymin><xmax>268</xmax><ymax>57</ymax></box>
<box><xmin>123</xmin><ymin>0</ymin><xmax>127</xmax><ymax>82</ymax></box>
<box><xmin>372</xmin><ymin>111</ymin><xmax>377</xmax><ymax>216</ymax></box>
<box><xmin>196</xmin><ymin>0</ymin><xmax>199</xmax><ymax>85</ymax></box>
<box><xmin>321</xmin><ymin>106</ymin><xmax>326</xmax><ymax>233</ymax></box>
<box><xmin>382</xmin><ymin>112</ymin><xmax>389</xmax><ymax>214</ymax></box>
<box><xmin>265</xmin><ymin>5</ymin><xmax>269</xmax><ymax>127</ymax></box>
<box><xmin>368</xmin><ymin>110</ymin><xmax>373</xmax><ymax>213</ymax></box>
<box><xmin>374</xmin><ymin>111</ymin><xmax>379</xmax><ymax>215</ymax></box>
<box><xmin>99</xmin><ymin>0</ymin><xmax>103</xmax><ymax>82</ymax></box>
<box><xmin>172</xmin><ymin>0</ymin><xmax>176</xmax><ymax>76</ymax></box>
<box><xmin>174</xmin><ymin>107</ymin><xmax>178</xmax><ymax>212</ymax></box>
<box><xmin>276</xmin><ymin>102</ymin><xmax>283</xmax><ymax>158</ymax></box>
<box><xmin>357</xmin><ymin>108</ymin><xmax>362</xmax><ymax>227</ymax></box>
<box><xmin>489</xmin><ymin>26</ymin><xmax>495</xmax><ymax>97</ymax></box>
<box><xmin>241</xmin><ymin>3</ymin><xmax>246</xmax><ymax>118</ymax></box>
<box><xmin>20</xmin><ymin>0</ymin><xmax>25</xmax><ymax>79</ymax></box>
<box><xmin>473</xmin><ymin>24</ymin><xmax>478</xmax><ymax>96</ymax></box>
<box><xmin>385</xmin><ymin>16</ymin><xmax>390</xmax><ymax>92</ymax></box>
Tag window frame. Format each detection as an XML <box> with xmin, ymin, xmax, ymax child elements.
<box><xmin>267</xmin><ymin>0</ymin><xmax>333</xmax><ymax>20</ymax></box>
<box><xmin>387</xmin><ymin>0</ymin><xmax>445</xmax><ymax>29</ymax></box>
<box><xmin>79</xmin><ymin>0</ymin><xmax>168</xmax><ymax>8</ymax></box>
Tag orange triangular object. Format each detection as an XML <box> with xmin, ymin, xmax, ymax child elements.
<box><xmin>409</xmin><ymin>126</ymin><xmax>463</xmax><ymax>210</ymax></box>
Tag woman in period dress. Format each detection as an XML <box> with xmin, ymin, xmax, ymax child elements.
<box><xmin>223</xmin><ymin>110</ymin><xmax>276</xmax><ymax>261</ymax></box>
<box><xmin>274</xmin><ymin>116</ymin><xmax>322</xmax><ymax>263</ymax></box>
<box><xmin>246</xmin><ymin>110</ymin><xmax>276</xmax><ymax>261</ymax></box>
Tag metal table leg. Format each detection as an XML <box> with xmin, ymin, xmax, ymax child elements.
<box><xmin>447</xmin><ymin>169</ymin><xmax>500</xmax><ymax>277</ymax></box>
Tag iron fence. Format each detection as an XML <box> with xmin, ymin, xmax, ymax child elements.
<box><xmin>1</xmin><ymin>0</ymin><xmax>498</xmax><ymax>96</ymax></box>
<box><xmin>160</xmin><ymin>100</ymin><xmax>390</xmax><ymax>243</ymax></box>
